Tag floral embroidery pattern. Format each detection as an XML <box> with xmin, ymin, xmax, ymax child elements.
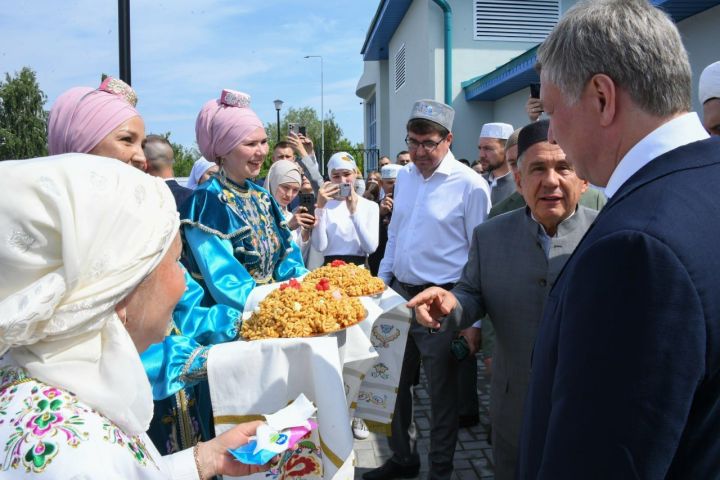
<box><xmin>265</xmin><ymin>430</ymin><xmax>323</xmax><ymax>480</ymax></box>
<box><xmin>221</xmin><ymin>180</ymin><xmax>283</xmax><ymax>283</ymax></box>
<box><xmin>7</xmin><ymin>230</ymin><xmax>36</xmax><ymax>254</ymax></box>
<box><xmin>370</xmin><ymin>363</ymin><xmax>390</xmax><ymax>380</ymax></box>
<box><xmin>2</xmin><ymin>380</ymin><xmax>88</xmax><ymax>473</ymax></box>
<box><xmin>358</xmin><ymin>391</ymin><xmax>388</xmax><ymax>408</ymax></box>
<box><xmin>102</xmin><ymin>423</ymin><xmax>156</xmax><ymax>468</ymax></box>
<box><xmin>1</xmin><ymin>367</ymin><xmax>157</xmax><ymax>473</ymax></box>
<box><xmin>371</xmin><ymin>324</ymin><xmax>400</xmax><ymax>348</ymax></box>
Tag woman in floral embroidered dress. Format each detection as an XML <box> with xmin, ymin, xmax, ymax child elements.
<box><xmin>0</xmin><ymin>154</ymin><xmax>262</xmax><ymax>479</ymax></box>
<box><xmin>181</xmin><ymin>89</ymin><xmax>308</xmax><ymax>310</ymax></box>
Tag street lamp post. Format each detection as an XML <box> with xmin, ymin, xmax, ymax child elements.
<box><xmin>273</xmin><ymin>99</ymin><xmax>283</xmax><ymax>144</ymax></box>
<box><xmin>304</xmin><ymin>55</ymin><xmax>324</xmax><ymax>175</ymax></box>
<box><xmin>118</xmin><ymin>0</ymin><xmax>131</xmax><ymax>84</ymax></box>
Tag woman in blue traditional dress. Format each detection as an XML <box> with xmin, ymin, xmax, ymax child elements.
<box><xmin>181</xmin><ymin>89</ymin><xmax>308</xmax><ymax>311</ymax></box>
<box><xmin>46</xmin><ymin>78</ymin><xmax>243</xmax><ymax>455</ymax></box>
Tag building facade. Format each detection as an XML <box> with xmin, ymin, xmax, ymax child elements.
<box><xmin>356</xmin><ymin>0</ymin><xmax>720</xmax><ymax>172</ymax></box>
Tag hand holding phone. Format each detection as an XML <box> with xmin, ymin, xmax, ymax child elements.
<box><xmin>298</xmin><ymin>192</ymin><xmax>316</xmax><ymax>216</ymax></box>
<box><xmin>337</xmin><ymin>183</ymin><xmax>352</xmax><ymax>199</ymax></box>
<box><xmin>316</xmin><ymin>182</ymin><xmax>339</xmax><ymax>208</ymax></box>
<box><xmin>530</xmin><ymin>83</ymin><xmax>541</xmax><ymax>99</ymax></box>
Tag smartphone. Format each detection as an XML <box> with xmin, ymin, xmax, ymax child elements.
<box><xmin>298</xmin><ymin>126</ymin><xmax>307</xmax><ymax>136</ymax></box>
<box><xmin>530</xmin><ymin>83</ymin><xmax>541</xmax><ymax>99</ymax></box>
<box><xmin>298</xmin><ymin>192</ymin><xmax>315</xmax><ymax>216</ymax></box>
<box><xmin>288</xmin><ymin>123</ymin><xmax>299</xmax><ymax>135</ymax></box>
<box><xmin>338</xmin><ymin>183</ymin><xmax>352</xmax><ymax>198</ymax></box>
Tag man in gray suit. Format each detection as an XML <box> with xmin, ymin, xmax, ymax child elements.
<box><xmin>408</xmin><ymin>120</ymin><xmax>597</xmax><ymax>480</ymax></box>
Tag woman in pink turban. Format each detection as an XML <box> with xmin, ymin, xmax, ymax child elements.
<box><xmin>47</xmin><ymin>77</ymin><xmax>147</xmax><ymax>170</ymax></box>
<box><xmin>46</xmin><ymin>79</ymin><xmax>250</xmax><ymax>459</ymax></box>
<box><xmin>181</xmin><ymin>89</ymin><xmax>307</xmax><ymax>314</ymax></box>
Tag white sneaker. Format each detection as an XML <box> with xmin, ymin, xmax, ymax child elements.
<box><xmin>352</xmin><ymin>417</ymin><xmax>370</xmax><ymax>440</ymax></box>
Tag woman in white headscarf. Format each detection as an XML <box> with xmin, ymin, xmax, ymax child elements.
<box><xmin>0</xmin><ymin>154</ymin><xmax>262</xmax><ymax>479</ymax></box>
<box><xmin>186</xmin><ymin>157</ymin><xmax>219</xmax><ymax>189</ymax></box>
<box><xmin>312</xmin><ymin>152</ymin><xmax>379</xmax><ymax>266</ymax></box>
<box><xmin>264</xmin><ymin>160</ymin><xmax>315</xmax><ymax>248</ymax></box>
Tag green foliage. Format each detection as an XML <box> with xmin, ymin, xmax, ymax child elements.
<box><xmin>157</xmin><ymin>131</ymin><xmax>200</xmax><ymax>177</ymax></box>
<box><xmin>264</xmin><ymin>106</ymin><xmax>364</xmax><ymax>176</ymax></box>
<box><xmin>0</xmin><ymin>67</ymin><xmax>48</xmax><ymax>160</ymax></box>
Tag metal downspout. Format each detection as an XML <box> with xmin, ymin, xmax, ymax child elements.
<box><xmin>431</xmin><ymin>0</ymin><xmax>452</xmax><ymax>106</ymax></box>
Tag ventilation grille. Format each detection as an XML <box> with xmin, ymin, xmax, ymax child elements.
<box><xmin>395</xmin><ymin>44</ymin><xmax>406</xmax><ymax>91</ymax></box>
<box><xmin>474</xmin><ymin>0</ymin><xmax>559</xmax><ymax>42</ymax></box>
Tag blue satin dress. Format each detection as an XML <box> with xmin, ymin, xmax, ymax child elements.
<box><xmin>143</xmin><ymin>269</ymin><xmax>241</xmax><ymax>454</ymax></box>
<box><xmin>180</xmin><ymin>175</ymin><xmax>307</xmax><ymax>307</ymax></box>
<box><xmin>144</xmin><ymin>175</ymin><xmax>307</xmax><ymax>454</ymax></box>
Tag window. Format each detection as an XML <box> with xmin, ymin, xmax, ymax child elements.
<box><xmin>395</xmin><ymin>44</ymin><xmax>406</xmax><ymax>91</ymax></box>
<box><xmin>473</xmin><ymin>0</ymin><xmax>559</xmax><ymax>42</ymax></box>
<box><xmin>366</xmin><ymin>96</ymin><xmax>377</xmax><ymax>151</ymax></box>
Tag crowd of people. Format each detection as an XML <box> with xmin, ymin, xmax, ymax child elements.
<box><xmin>1</xmin><ymin>0</ymin><xmax>720</xmax><ymax>479</ymax></box>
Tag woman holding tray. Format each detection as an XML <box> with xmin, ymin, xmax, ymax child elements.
<box><xmin>182</xmin><ymin>89</ymin><xmax>308</xmax><ymax>312</ymax></box>
<box><xmin>46</xmin><ymin>79</ymin><xmax>245</xmax><ymax>456</ymax></box>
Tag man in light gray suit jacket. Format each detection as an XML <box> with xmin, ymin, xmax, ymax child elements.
<box><xmin>408</xmin><ymin>120</ymin><xmax>597</xmax><ymax>480</ymax></box>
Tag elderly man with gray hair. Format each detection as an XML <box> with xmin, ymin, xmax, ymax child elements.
<box><xmin>493</xmin><ymin>0</ymin><xmax>719</xmax><ymax>477</ymax></box>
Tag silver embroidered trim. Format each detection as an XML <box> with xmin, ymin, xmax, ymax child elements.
<box><xmin>180</xmin><ymin>346</ymin><xmax>209</xmax><ymax>383</ymax></box>
<box><xmin>180</xmin><ymin>219</ymin><xmax>252</xmax><ymax>240</ymax></box>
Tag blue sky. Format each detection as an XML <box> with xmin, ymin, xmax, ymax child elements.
<box><xmin>0</xmin><ymin>0</ymin><xmax>379</xmax><ymax>149</ymax></box>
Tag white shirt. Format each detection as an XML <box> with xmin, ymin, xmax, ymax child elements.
<box><xmin>378</xmin><ymin>151</ymin><xmax>491</xmax><ymax>285</ymax></box>
<box><xmin>605</xmin><ymin>112</ymin><xmax>709</xmax><ymax>198</ymax></box>
<box><xmin>312</xmin><ymin>196</ymin><xmax>379</xmax><ymax>256</ymax></box>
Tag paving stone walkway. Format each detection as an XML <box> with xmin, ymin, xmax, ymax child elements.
<box><xmin>354</xmin><ymin>356</ymin><xmax>495</xmax><ymax>480</ymax></box>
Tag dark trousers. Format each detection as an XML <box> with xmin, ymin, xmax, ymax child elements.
<box><xmin>389</xmin><ymin>279</ymin><xmax>459</xmax><ymax>480</ymax></box>
<box><xmin>458</xmin><ymin>354</ymin><xmax>479</xmax><ymax>417</ymax></box>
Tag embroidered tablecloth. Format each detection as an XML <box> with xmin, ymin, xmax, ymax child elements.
<box><xmin>207</xmin><ymin>286</ymin><xmax>411</xmax><ymax>480</ymax></box>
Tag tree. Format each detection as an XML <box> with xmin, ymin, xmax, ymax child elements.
<box><xmin>264</xmin><ymin>106</ymin><xmax>365</xmax><ymax>176</ymax></box>
<box><xmin>0</xmin><ymin>67</ymin><xmax>48</xmax><ymax>160</ymax></box>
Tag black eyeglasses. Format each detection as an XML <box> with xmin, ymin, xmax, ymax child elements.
<box><xmin>405</xmin><ymin>135</ymin><xmax>447</xmax><ymax>152</ymax></box>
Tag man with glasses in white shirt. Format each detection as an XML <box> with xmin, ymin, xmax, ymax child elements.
<box><xmin>365</xmin><ymin>99</ymin><xmax>490</xmax><ymax>480</ymax></box>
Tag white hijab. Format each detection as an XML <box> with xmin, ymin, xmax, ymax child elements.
<box><xmin>0</xmin><ymin>153</ymin><xmax>179</xmax><ymax>436</ymax></box>
<box><xmin>187</xmin><ymin>156</ymin><xmax>217</xmax><ymax>189</ymax></box>
<box><xmin>264</xmin><ymin>159</ymin><xmax>302</xmax><ymax>211</ymax></box>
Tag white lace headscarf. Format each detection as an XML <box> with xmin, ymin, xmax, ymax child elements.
<box><xmin>0</xmin><ymin>153</ymin><xmax>179</xmax><ymax>436</ymax></box>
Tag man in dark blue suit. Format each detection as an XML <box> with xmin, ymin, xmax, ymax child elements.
<box><xmin>144</xmin><ymin>134</ymin><xmax>193</xmax><ymax>210</ymax></box>
<box><xmin>512</xmin><ymin>0</ymin><xmax>720</xmax><ymax>478</ymax></box>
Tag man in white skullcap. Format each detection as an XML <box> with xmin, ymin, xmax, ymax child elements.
<box><xmin>699</xmin><ymin>61</ymin><xmax>720</xmax><ymax>136</ymax></box>
<box><xmin>478</xmin><ymin>122</ymin><xmax>515</xmax><ymax>205</ymax></box>
<box><xmin>366</xmin><ymin>100</ymin><xmax>490</xmax><ymax>480</ymax></box>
